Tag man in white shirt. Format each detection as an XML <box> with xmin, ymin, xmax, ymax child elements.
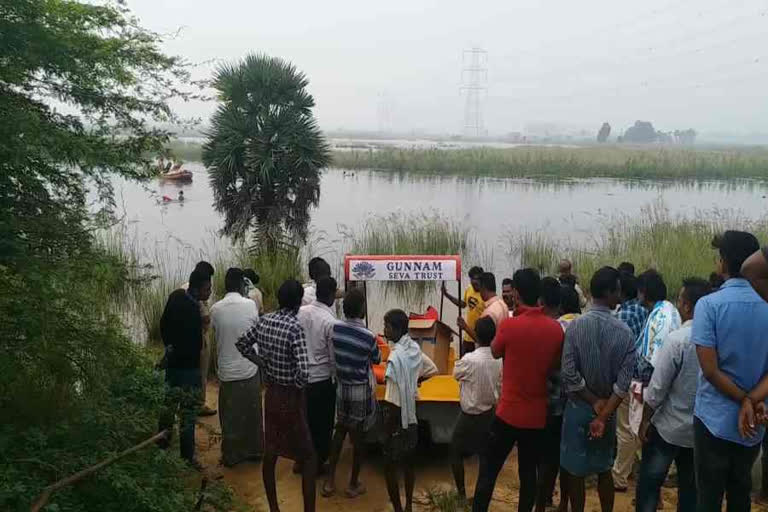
<box><xmin>451</xmin><ymin>316</ymin><xmax>502</xmax><ymax>499</ymax></box>
<box><xmin>243</xmin><ymin>268</ymin><xmax>263</xmax><ymax>314</ymax></box>
<box><xmin>302</xmin><ymin>257</ymin><xmax>331</xmax><ymax>306</ymax></box>
<box><xmin>297</xmin><ymin>275</ymin><xmax>339</xmax><ymax>472</ymax></box>
<box><xmin>210</xmin><ymin>268</ymin><xmax>261</xmax><ymax>467</ymax></box>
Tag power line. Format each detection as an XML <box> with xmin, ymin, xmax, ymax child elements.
<box><xmin>461</xmin><ymin>47</ymin><xmax>488</xmax><ymax>137</ymax></box>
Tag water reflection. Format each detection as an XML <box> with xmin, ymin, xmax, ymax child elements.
<box><xmin>112</xmin><ymin>164</ymin><xmax>767</xmax><ymax>291</ymax></box>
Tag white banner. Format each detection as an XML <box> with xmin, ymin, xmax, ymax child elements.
<box><xmin>347</xmin><ymin>258</ymin><xmax>459</xmax><ymax>281</ymax></box>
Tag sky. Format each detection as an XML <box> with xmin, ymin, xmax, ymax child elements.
<box><xmin>128</xmin><ymin>0</ymin><xmax>768</xmax><ymax>136</ymax></box>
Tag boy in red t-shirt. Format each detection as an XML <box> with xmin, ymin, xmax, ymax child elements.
<box><xmin>472</xmin><ymin>268</ymin><xmax>565</xmax><ymax>512</ymax></box>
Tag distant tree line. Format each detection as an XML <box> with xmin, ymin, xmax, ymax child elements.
<box><xmin>598</xmin><ymin>120</ymin><xmax>697</xmax><ymax>145</ymax></box>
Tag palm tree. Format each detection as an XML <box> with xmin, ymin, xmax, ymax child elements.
<box><xmin>203</xmin><ymin>54</ymin><xmax>331</xmax><ymax>249</ymax></box>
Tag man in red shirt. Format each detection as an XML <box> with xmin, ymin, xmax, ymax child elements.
<box><xmin>472</xmin><ymin>268</ymin><xmax>565</xmax><ymax>512</ymax></box>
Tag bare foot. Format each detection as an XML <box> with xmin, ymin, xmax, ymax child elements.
<box><xmin>321</xmin><ymin>480</ymin><xmax>336</xmax><ymax>498</ymax></box>
<box><xmin>345</xmin><ymin>482</ymin><xmax>367</xmax><ymax>498</ymax></box>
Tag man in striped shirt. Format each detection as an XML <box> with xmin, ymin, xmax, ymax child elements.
<box><xmin>323</xmin><ymin>288</ymin><xmax>381</xmax><ymax>499</ymax></box>
<box><xmin>560</xmin><ymin>267</ymin><xmax>636</xmax><ymax>512</ymax></box>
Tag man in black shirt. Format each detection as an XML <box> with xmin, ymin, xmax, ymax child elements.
<box><xmin>158</xmin><ymin>269</ymin><xmax>212</xmax><ymax>468</ymax></box>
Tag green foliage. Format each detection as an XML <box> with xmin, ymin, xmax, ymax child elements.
<box><xmin>517</xmin><ymin>203</ymin><xmax>768</xmax><ymax>298</ymax></box>
<box><xmin>332</xmin><ymin>146</ymin><xmax>768</xmax><ymax>180</ymax></box>
<box><xmin>203</xmin><ymin>54</ymin><xmax>331</xmax><ymax>246</ymax></box>
<box><xmin>422</xmin><ymin>487</ymin><xmax>471</xmax><ymax>511</ymax></box>
<box><xmin>0</xmin><ymin>1</ymin><xmax>235</xmax><ymax>510</ymax></box>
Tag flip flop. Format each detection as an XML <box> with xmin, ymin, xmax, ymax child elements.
<box><xmin>321</xmin><ymin>484</ymin><xmax>336</xmax><ymax>498</ymax></box>
<box><xmin>344</xmin><ymin>483</ymin><xmax>367</xmax><ymax>498</ymax></box>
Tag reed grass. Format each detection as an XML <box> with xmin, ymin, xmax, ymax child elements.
<box><xmin>168</xmin><ymin>139</ymin><xmax>768</xmax><ymax>180</ymax></box>
<box><xmin>333</xmin><ymin>146</ymin><xmax>768</xmax><ymax>180</ymax></box>
<box><xmin>516</xmin><ymin>203</ymin><xmax>768</xmax><ymax>298</ymax></box>
<box><xmin>97</xmin><ymin>224</ymin><xmax>305</xmax><ymax>344</ymax></box>
<box><xmin>340</xmin><ymin>212</ymin><xmax>470</xmax><ymax>304</ymax></box>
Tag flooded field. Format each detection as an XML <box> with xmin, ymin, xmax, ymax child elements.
<box><xmin>114</xmin><ymin>162</ymin><xmax>768</xmax><ymax>331</ymax></box>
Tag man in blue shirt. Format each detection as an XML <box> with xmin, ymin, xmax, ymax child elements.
<box><xmin>693</xmin><ymin>230</ymin><xmax>768</xmax><ymax>512</ymax></box>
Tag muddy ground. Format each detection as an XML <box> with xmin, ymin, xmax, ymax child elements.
<box><xmin>195</xmin><ymin>382</ymin><xmax>765</xmax><ymax>511</ymax></box>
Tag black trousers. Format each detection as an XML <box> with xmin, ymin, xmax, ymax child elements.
<box><xmin>306</xmin><ymin>378</ymin><xmax>336</xmax><ymax>465</ymax></box>
<box><xmin>473</xmin><ymin>416</ymin><xmax>543</xmax><ymax>512</ymax></box>
<box><xmin>693</xmin><ymin>417</ymin><xmax>760</xmax><ymax>512</ymax></box>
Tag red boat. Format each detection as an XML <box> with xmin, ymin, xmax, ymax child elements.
<box><xmin>159</xmin><ymin>170</ymin><xmax>193</xmax><ymax>182</ymax></box>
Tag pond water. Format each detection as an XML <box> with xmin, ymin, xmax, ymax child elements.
<box><xmin>114</xmin><ymin>162</ymin><xmax>768</xmax><ymax>331</ymax></box>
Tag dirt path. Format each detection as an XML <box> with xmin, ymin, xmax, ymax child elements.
<box><xmin>193</xmin><ymin>382</ymin><xmax>745</xmax><ymax>511</ymax></box>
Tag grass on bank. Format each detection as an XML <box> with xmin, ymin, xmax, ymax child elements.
<box><xmin>166</xmin><ymin>140</ymin><xmax>768</xmax><ymax>180</ymax></box>
<box><xmin>340</xmin><ymin>212</ymin><xmax>470</xmax><ymax>305</ymax></box>
<box><xmin>334</xmin><ymin>146</ymin><xmax>768</xmax><ymax>180</ymax></box>
<box><xmin>516</xmin><ymin>203</ymin><xmax>768</xmax><ymax>298</ymax></box>
<box><xmin>99</xmin><ymin>226</ymin><xmax>304</xmax><ymax>345</ymax></box>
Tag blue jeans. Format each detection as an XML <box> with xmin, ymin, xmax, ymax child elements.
<box><xmin>636</xmin><ymin>425</ymin><xmax>695</xmax><ymax>512</ymax></box>
<box><xmin>159</xmin><ymin>367</ymin><xmax>202</xmax><ymax>461</ymax></box>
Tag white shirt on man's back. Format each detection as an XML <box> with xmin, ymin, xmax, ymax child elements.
<box><xmin>297</xmin><ymin>300</ymin><xmax>338</xmax><ymax>383</ymax></box>
<box><xmin>453</xmin><ymin>346</ymin><xmax>502</xmax><ymax>414</ymax></box>
<box><xmin>210</xmin><ymin>292</ymin><xmax>259</xmax><ymax>382</ymax></box>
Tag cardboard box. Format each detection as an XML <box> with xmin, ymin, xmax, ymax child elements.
<box><xmin>408</xmin><ymin>319</ymin><xmax>453</xmax><ymax>375</ymax></box>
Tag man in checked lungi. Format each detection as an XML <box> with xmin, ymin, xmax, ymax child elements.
<box><xmin>236</xmin><ymin>280</ymin><xmax>316</xmax><ymax>512</ymax></box>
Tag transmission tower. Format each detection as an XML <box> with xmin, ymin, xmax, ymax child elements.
<box><xmin>461</xmin><ymin>47</ymin><xmax>488</xmax><ymax>137</ymax></box>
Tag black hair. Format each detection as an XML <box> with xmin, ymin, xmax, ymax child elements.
<box><xmin>315</xmin><ymin>276</ymin><xmax>337</xmax><ymax>303</ymax></box>
<box><xmin>590</xmin><ymin>266</ymin><xmax>621</xmax><ymax>299</ymax></box>
<box><xmin>540</xmin><ymin>276</ymin><xmax>562</xmax><ymax>309</ymax></box>
<box><xmin>475</xmin><ymin>316</ymin><xmax>496</xmax><ymax>346</ymax></box>
<box><xmin>384</xmin><ymin>309</ymin><xmax>409</xmax><ymax>339</ymax></box>
<box><xmin>637</xmin><ymin>269</ymin><xmax>667</xmax><ymax>302</ymax></box>
<box><xmin>277</xmin><ymin>279</ymin><xmax>304</xmax><ymax>310</ymax></box>
<box><xmin>681</xmin><ymin>277</ymin><xmax>712</xmax><ymax>310</ymax></box>
<box><xmin>501</xmin><ymin>278</ymin><xmax>514</xmax><ymax>288</ymax></box>
<box><xmin>308</xmin><ymin>257</ymin><xmax>331</xmax><ymax>281</ymax></box>
<box><xmin>478</xmin><ymin>272</ymin><xmax>497</xmax><ymax>293</ymax></box>
<box><xmin>709</xmin><ymin>272</ymin><xmax>725</xmax><ymax>290</ymax></box>
<box><xmin>558</xmin><ymin>274</ymin><xmax>577</xmax><ymax>288</ymax></box>
<box><xmin>712</xmin><ymin>230</ymin><xmax>760</xmax><ymax>277</ymax></box>
<box><xmin>617</xmin><ymin>262</ymin><xmax>635</xmax><ymax>276</ymax></box>
<box><xmin>513</xmin><ymin>268</ymin><xmax>541</xmax><ymax>306</ymax></box>
<box><xmin>243</xmin><ymin>268</ymin><xmax>259</xmax><ymax>286</ymax></box>
<box><xmin>468</xmin><ymin>266</ymin><xmax>484</xmax><ymax>279</ymax></box>
<box><xmin>619</xmin><ymin>272</ymin><xmax>638</xmax><ymax>300</ymax></box>
<box><xmin>194</xmin><ymin>261</ymin><xmax>215</xmax><ymax>278</ymax></box>
<box><xmin>343</xmin><ymin>288</ymin><xmax>366</xmax><ymax>319</ymax></box>
<box><xmin>188</xmin><ymin>269</ymin><xmax>211</xmax><ymax>291</ymax></box>
<box><xmin>224</xmin><ymin>267</ymin><xmax>245</xmax><ymax>293</ymax></box>
<box><xmin>560</xmin><ymin>285</ymin><xmax>582</xmax><ymax>315</ymax></box>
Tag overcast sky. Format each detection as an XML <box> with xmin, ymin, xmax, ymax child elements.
<box><xmin>128</xmin><ymin>0</ymin><xmax>768</xmax><ymax>135</ymax></box>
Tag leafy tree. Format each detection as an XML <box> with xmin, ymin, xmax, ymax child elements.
<box><xmin>623</xmin><ymin>120</ymin><xmax>658</xmax><ymax>144</ymax></box>
<box><xmin>597</xmin><ymin>122</ymin><xmax>611</xmax><ymax>142</ymax></box>
<box><xmin>0</xmin><ymin>1</ymin><xmax>231</xmax><ymax>510</ymax></box>
<box><xmin>203</xmin><ymin>54</ymin><xmax>331</xmax><ymax>249</ymax></box>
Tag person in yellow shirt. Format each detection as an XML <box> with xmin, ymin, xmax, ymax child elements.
<box><xmin>441</xmin><ymin>266</ymin><xmax>485</xmax><ymax>354</ymax></box>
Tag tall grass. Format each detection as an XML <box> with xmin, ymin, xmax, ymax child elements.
<box><xmin>165</xmin><ymin>140</ymin><xmax>768</xmax><ymax>180</ymax></box>
<box><xmin>340</xmin><ymin>212</ymin><xmax>470</xmax><ymax>305</ymax></box>
<box><xmin>516</xmin><ymin>203</ymin><xmax>768</xmax><ymax>297</ymax></box>
<box><xmin>98</xmin><ymin>224</ymin><xmax>305</xmax><ymax>344</ymax></box>
<box><xmin>333</xmin><ymin>146</ymin><xmax>768</xmax><ymax>180</ymax></box>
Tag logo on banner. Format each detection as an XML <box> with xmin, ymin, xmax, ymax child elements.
<box><xmin>351</xmin><ymin>261</ymin><xmax>376</xmax><ymax>280</ymax></box>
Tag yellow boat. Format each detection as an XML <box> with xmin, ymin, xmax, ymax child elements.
<box><xmin>345</xmin><ymin>254</ymin><xmax>463</xmax><ymax>443</ymax></box>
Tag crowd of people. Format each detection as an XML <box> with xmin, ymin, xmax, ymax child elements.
<box><xmin>156</xmin><ymin>229</ymin><xmax>768</xmax><ymax>512</ymax></box>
